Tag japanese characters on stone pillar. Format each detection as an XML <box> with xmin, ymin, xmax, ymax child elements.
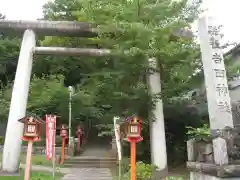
<box><xmin>198</xmin><ymin>15</ymin><xmax>233</xmax><ymax>131</ymax></box>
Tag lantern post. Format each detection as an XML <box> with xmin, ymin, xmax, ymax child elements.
<box><xmin>126</xmin><ymin>115</ymin><xmax>143</xmax><ymax>180</ymax></box>
<box><xmin>18</xmin><ymin>116</ymin><xmax>44</xmax><ymax>180</ymax></box>
<box><xmin>76</xmin><ymin>125</ymin><xmax>82</xmax><ymax>153</ymax></box>
<box><xmin>80</xmin><ymin>126</ymin><xmax>85</xmax><ymax>145</ymax></box>
<box><xmin>60</xmin><ymin>124</ymin><xmax>68</xmax><ymax>164</ymax></box>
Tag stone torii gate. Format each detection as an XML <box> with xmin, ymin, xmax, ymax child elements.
<box><xmin>0</xmin><ymin>20</ymin><xmax>111</xmax><ymax>173</ymax></box>
<box><xmin>0</xmin><ymin>19</ymin><xmax>169</xmax><ymax>176</ymax></box>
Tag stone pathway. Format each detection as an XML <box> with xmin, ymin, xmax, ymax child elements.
<box><xmin>61</xmin><ymin>145</ymin><xmax>113</xmax><ymax>180</ymax></box>
<box><xmin>80</xmin><ymin>144</ymin><xmax>112</xmax><ymax>157</ymax></box>
<box><xmin>61</xmin><ymin>168</ymin><xmax>112</xmax><ymax>180</ymax></box>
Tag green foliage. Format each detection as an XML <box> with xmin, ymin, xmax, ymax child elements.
<box><xmin>0</xmin><ymin>0</ymin><xmax>204</xmax><ymax>167</ymax></box>
<box><xmin>40</xmin><ymin>0</ymin><xmax>203</xmax><ymax>122</ymax></box>
<box><xmin>120</xmin><ymin>158</ymin><xmax>131</xmax><ymax>175</ymax></box>
<box><xmin>0</xmin><ymin>136</ymin><xmax>4</xmax><ymax>145</ymax></box>
<box><xmin>186</xmin><ymin>123</ymin><xmax>210</xmax><ymax>139</ymax></box>
<box><xmin>120</xmin><ymin>161</ymin><xmax>157</xmax><ymax>180</ymax></box>
<box><xmin>0</xmin><ymin>15</ymin><xmax>20</xmax><ymax>87</ymax></box>
<box><xmin>95</xmin><ymin>124</ymin><xmax>114</xmax><ymax>137</ymax></box>
<box><xmin>116</xmin><ymin>159</ymin><xmax>187</xmax><ymax>180</ymax></box>
<box><xmin>0</xmin><ymin>171</ymin><xmax>62</xmax><ymax>180</ymax></box>
<box><xmin>135</xmin><ymin>162</ymin><xmax>156</xmax><ymax>179</ymax></box>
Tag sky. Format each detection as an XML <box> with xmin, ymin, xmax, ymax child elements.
<box><xmin>0</xmin><ymin>0</ymin><xmax>240</xmax><ymax>44</ymax></box>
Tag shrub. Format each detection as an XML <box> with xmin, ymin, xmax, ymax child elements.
<box><xmin>120</xmin><ymin>158</ymin><xmax>131</xmax><ymax>174</ymax></box>
<box><xmin>0</xmin><ymin>136</ymin><xmax>4</xmax><ymax>145</ymax></box>
<box><xmin>186</xmin><ymin>124</ymin><xmax>210</xmax><ymax>139</ymax></box>
<box><xmin>120</xmin><ymin>161</ymin><xmax>157</xmax><ymax>180</ymax></box>
<box><xmin>118</xmin><ymin>161</ymin><xmax>187</xmax><ymax>180</ymax></box>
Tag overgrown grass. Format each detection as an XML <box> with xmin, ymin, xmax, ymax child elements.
<box><xmin>0</xmin><ymin>154</ymin><xmax>59</xmax><ymax>166</ymax></box>
<box><xmin>21</xmin><ymin>154</ymin><xmax>54</xmax><ymax>166</ymax></box>
<box><xmin>0</xmin><ymin>171</ymin><xmax>63</xmax><ymax>180</ymax></box>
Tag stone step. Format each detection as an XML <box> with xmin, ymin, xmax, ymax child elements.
<box><xmin>63</xmin><ymin>156</ymin><xmax>117</xmax><ymax>168</ymax></box>
<box><xmin>63</xmin><ymin>160</ymin><xmax>116</xmax><ymax>163</ymax></box>
<box><xmin>64</xmin><ymin>157</ymin><xmax>116</xmax><ymax>161</ymax></box>
<box><xmin>61</xmin><ymin>168</ymin><xmax>112</xmax><ymax>180</ymax></box>
<box><xmin>62</xmin><ymin>163</ymin><xmax>116</xmax><ymax>168</ymax></box>
<box><xmin>65</xmin><ymin>157</ymin><xmax>117</xmax><ymax>162</ymax></box>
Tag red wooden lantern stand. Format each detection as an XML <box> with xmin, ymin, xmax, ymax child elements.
<box><xmin>18</xmin><ymin>116</ymin><xmax>44</xmax><ymax>180</ymax></box>
<box><xmin>60</xmin><ymin>124</ymin><xmax>68</xmax><ymax>164</ymax></box>
<box><xmin>76</xmin><ymin>125</ymin><xmax>82</xmax><ymax>153</ymax></box>
<box><xmin>81</xmin><ymin>128</ymin><xmax>85</xmax><ymax>145</ymax></box>
<box><xmin>126</xmin><ymin>116</ymin><xmax>143</xmax><ymax>180</ymax></box>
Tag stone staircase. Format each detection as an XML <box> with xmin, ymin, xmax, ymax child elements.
<box><xmin>63</xmin><ymin>142</ymin><xmax>117</xmax><ymax>168</ymax></box>
<box><xmin>60</xmin><ymin>138</ymin><xmax>116</xmax><ymax>180</ymax></box>
<box><xmin>63</xmin><ymin>156</ymin><xmax>117</xmax><ymax>168</ymax></box>
<box><xmin>61</xmin><ymin>168</ymin><xmax>113</xmax><ymax>180</ymax></box>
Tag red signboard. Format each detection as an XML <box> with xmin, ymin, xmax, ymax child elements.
<box><xmin>45</xmin><ymin>115</ymin><xmax>56</xmax><ymax>160</ymax></box>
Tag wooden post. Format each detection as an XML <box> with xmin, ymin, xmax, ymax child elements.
<box><xmin>130</xmin><ymin>140</ymin><xmax>136</xmax><ymax>180</ymax></box>
<box><xmin>24</xmin><ymin>141</ymin><xmax>33</xmax><ymax>180</ymax></box>
<box><xmin>82</xmin><ymin>132</ymin><xmax>85</xmax><ymax>145</ymax></box>
<box><xmin>77</xmin><ymin>133</ymin><xmax>81</xmax><ymax>153</ymax></box>
<box><xmin>60</xmin><ymin>137</ymin><xmax>65</xmax><ymax>164</ymax></box>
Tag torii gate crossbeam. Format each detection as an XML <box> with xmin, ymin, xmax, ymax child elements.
<box><xmin>0</xmin><ymin>20</ymin><xmax>96</xmax><ymax>37</ymax></box>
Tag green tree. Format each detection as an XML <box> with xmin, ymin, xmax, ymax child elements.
<box><xmin>41</xmin><ymin>0</ymin><xmax>202</xmax><ymax>118</ymax></box>
<box><xmin>0</xmin><ymin>74</ymin><xmax>101</xmax><ymax>122</ymax></box>
<box><xmin>0</xmin><ymin>14</ymin><xmax>20</xmax><ymax>87</ymax></box>
<box><xmin>39</xmin><ymin>0</ymin><xmax>204</xmax><ymax>164</ymax></box>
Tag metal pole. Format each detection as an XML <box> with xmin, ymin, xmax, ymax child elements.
<box><xmin>68</xmin><ymin>89</ymin><xmax>72</xmax><ymax>140</ymax></box>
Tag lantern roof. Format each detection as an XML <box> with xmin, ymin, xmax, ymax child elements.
<box><xmin>125</xmin><ymin>114</ymin><xmax>143</xmax><ymax>124</ymax></box>
<box><xmin>18</xmin><ymin>112</ymin><xmax>44</xmax><ymax>124</ymax></box>
<box><xmin>56</xmin><ymin>124</ymin><xmax>69</xmax><ymax>130</ymax></box>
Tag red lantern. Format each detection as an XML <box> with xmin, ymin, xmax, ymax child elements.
<box><xmin>127</xmin><ymin>116</ymin><xmax>143</xmax><ymax>143</ymax></box>
<box><xmin>18</xmin><ymin>116</ymin><xmax>44</xmax><ymax>142</ymax></box>
<box><xmin>60</xmin><ymin>124</ymin><xmax>68</xmax><ymax>138</ymax></box>
<box><xmin>59</xmin><ymin>124</ymin><xmax>68</xmax><ymax>164</ymax></box>
<box><xmin>76</xmin><ymin>125</ymin><xmax>82</xmax><ymax>153</ymax></box>
<box><xmin>76</xmin><ymin>125</ymin><xmax>82</xmax><ymax>135</ymax></box>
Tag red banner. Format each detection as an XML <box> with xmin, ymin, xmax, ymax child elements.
<box><xmin>45</xmin><ymin>115</ymin><xmax>56</xmax><ymax>160</ymax></box>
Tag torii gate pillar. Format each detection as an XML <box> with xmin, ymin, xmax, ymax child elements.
<box><xmin>2</xmin><ymin>30</ymin><xmax>36</xmax><ymax>172</ymax></box>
